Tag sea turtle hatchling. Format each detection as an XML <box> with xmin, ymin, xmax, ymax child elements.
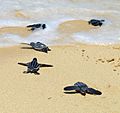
<box><xmin>18</xmin><ymin>58</ymin><xmax>53</xmax><ymax>75</ymax></box>
<box><xmin>21</xmin><ymin>42</ymin><xmax>51</xmax><ymax>53</ymax></box>
<box><xmin>64</xmin><ymin>82</ymin><xmax>102</xmax><ymax>96</ymax></box>
<box><xmin>27</xmin><ymin>23</ymin><xmax>46</xmax><ymax>31</ymax></box>
<box><xmin>88</xmin><ymin>19</ymin><xmax>105</xmax><ymax>27</ymax></box>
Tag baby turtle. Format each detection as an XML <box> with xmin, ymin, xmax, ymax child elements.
<box><xmin>88</xmin><ymin>19</ymin><xmax>105</xmax><ymax>27</ymax></box>
<box><xmin>18</xmin><ymin>58</ymin><xmax>53</xmax><ymax>75</ymax></box>
<box><xmin>21</xmin><ymin>42</ymin><xmax>51</xmax><ymax>53</ymax></box>
<box><xmin>27</xmin><ymin>23</ymin><xmax>46</xmax><ymax>31</ymax></box>
<box><xmin>64</xmin><ymin>82</ymin><xmax>102</xmax><ymax>96</ymax></box>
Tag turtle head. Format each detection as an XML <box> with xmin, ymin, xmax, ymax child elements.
<box><xmin>30</xmin><ymin>42</ymin><xmax>35</xmax><ymax>47</ymax></box>
<box><xmin>42</xmin><ymin>24</ymin><xmax>46</xmax><ymax>29</ymax></box>
<box><xmin>33</xmin><ymin>58</ymin><xmax>37</xmax><ymax>62</ymax></box>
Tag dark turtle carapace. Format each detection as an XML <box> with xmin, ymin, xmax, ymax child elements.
<box><xmin>18</xmin><ymin>58</ymin><xmax>53</xmax><ymax>75</ymax></box>
<box><xmin>30</xmin><ymin>42</ymin><xmax>51</xmax><ymax>53</ymax></box>
<box><xmin>64</xmin><ymin>82</ymin><xmax>102</xmax><ymax>96</ymax></box>
<box><xmin>88</xmin><ymin>19</ymin><xmax>105</xmax><ymax>27</ymax></box>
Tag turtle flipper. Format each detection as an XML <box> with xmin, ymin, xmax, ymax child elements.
<box><xmin>18</xmin><ymin>62</ymin><xmax>28</xmax><ymax>66</ymax></box>
<box><xmin>20</xmin><ymin>43</ymin><xmax>33</xmax><ymax>49</ymax></box>
<box><xmin>41</xmin><ymin>48</ymin><xmax>49</xmax><ymax>53</ymax></box>
<box><xmin>40</xmin><ymin>64</ymin><xmax>53</xmax><ymax>68</ymax></box>
<box><xmin>86</xmin><ymin>88</ymin><xmax>102</xmax><ymax>95</ymax></box>
<box><xmin>23</xmin><ymin>71</ymin><xmax>29</xmax><ymax>74</ymax></box>
<box><xmin>34</xmin><ymin>72</ymin><xmax>40</xmax><ymax>75</ymax></box>
<box><xmin>23</xmin><ymin>70</ymin><xmax>40</xmax><ymax>75</ymax></box>
<box><xmin>64</xmin><ymin>86</ymin><xmax>79</xmax><ymax>91</ymax></box>
<box><xmin>20</xmin><ymin>43</ymin><xmax>30</xmax><ymax>45</ymax></box>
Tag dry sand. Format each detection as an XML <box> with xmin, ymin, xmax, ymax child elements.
<box><xmin>0</xmin><ymin>44</ymin><xmax>120</xmax><ymax>113</ymax></box>
<box><xmin>0</xmin><ymin>20</ymin><xmax>120</xmax><ymax>113</ymax></box>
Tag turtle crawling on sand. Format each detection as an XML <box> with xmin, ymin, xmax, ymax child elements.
<box><xmin>18</xmin><ymin>58</ymin><xmax>53</xmax><ymax>75</ymax></box>
<box><xmin>64</xmin><ymin>82</ymin><xmax>102</xmax><ymax>96</ymax></box>
<box><xmin>21</xmin><ymin>42</ymin><xmax>51</xmax><ymax>53</ymax></box>
<box><xmin>88</xmin><ymin>19</ymin><xmax>105</xmax><ymax>27</ymax></box>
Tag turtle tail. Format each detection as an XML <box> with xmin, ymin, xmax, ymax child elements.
<box><xmin>86</xmin><ymin>88</ymin><xmax>102</xmax><ymax>95</ymax></box>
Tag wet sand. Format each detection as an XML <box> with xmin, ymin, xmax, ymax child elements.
<box><xmin>0</xmin><ymin>27</ymin><xmax>32</xmax><ymax>37</ymax></box>
<box><xmin>58</xmin><ymin>20</ymin><xmax>98</xmax><ymax>34</ymax></box>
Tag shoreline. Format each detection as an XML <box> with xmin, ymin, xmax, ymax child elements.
<box><xmin>0</xmin><ymin>41</ymin><xmax>120</xmax><ymax>48</ymax></box>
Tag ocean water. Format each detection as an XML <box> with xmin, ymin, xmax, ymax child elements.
<box><xmin>0</xmin><ymin>0</ymin><xmax>120</xmax><ymax>47</ymax></box>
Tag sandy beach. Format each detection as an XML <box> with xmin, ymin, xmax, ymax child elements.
<box><xmin>0</xmin><ymin>19</ymin><xmax>120</xmax><ymax>113</ymax></box>
<box><xmin>0</xmin><ymin>43</ymin><xmax>120</xmax><ymax>113</ymax></box>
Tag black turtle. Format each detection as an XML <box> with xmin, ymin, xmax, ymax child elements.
<box><xmin>64</xmin><ymin>82</ymin><xmax>102</xmax><ymax>96</ymax></box>
<box><xmin>88</xmin><ymin>19</ymin><xmax>105</xmax><ymax>27</ymax></box>
<box><xmin>27</xmin><ymin>23</ymin><xmax>46</xmax><ymax>31</ymax></box>
<box><xmin>21</xmin><ymin>42</ymin><xmax>51</xmax><ymax>53</ymax></box>
<box><xmin>18</xmin><ymin>58</ymin><xmax>53</xmax><ymax>75</ymax></box>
